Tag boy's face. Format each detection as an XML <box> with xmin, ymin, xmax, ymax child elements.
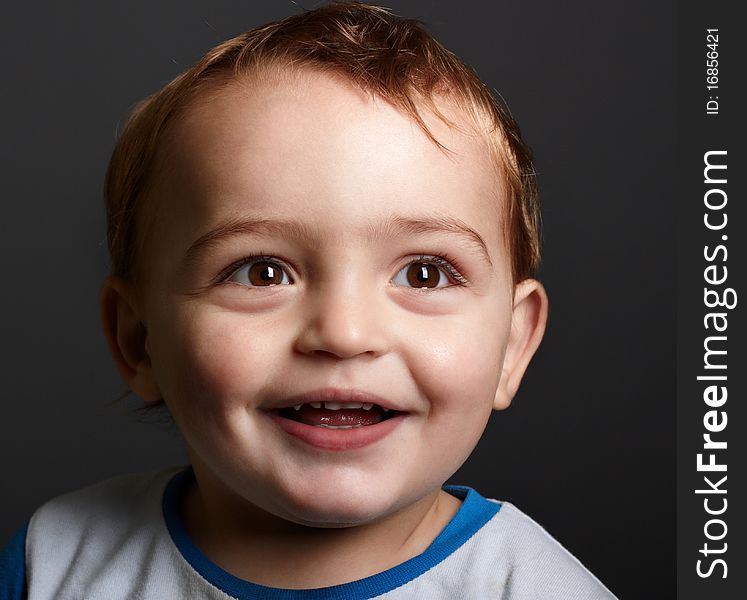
<box><xmin>118</xmin><ymin>70</ymin><xmax>545</xmax><ymax>526</ymax></box>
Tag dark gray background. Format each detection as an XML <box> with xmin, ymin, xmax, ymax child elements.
<box><xmin>1</xmin><ymin>2</ymin><xmax>676</xmax><ymax>598</ymax></box>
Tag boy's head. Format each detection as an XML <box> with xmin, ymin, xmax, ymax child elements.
<box><xmin>100</xmin><ymin>2</ymin><xmax>548</xmax><ymax>526</ymax></box>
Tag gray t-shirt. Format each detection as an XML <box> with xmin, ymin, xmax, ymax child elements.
<box><xmin>7</xmin><ymin>467</ymin><xmax>617</xmax><ymax>599</ymax></box>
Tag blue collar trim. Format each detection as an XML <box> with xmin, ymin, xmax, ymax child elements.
<box><xmin>162</xmin><ymin>468</ymin><xmax>500</xmax><ymax>600</ymax></box>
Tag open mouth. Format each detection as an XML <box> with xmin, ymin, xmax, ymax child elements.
<box><xmin>276</xmin><ymin>402</ymin><xmax>399</xmax><ymax>429</ymax></box>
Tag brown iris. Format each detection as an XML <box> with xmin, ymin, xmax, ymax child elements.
<box><xmin>406</xmin><ymin>262</ymin><xmax>440</xmax><ymax>288</ymax></box>
<box><xmin>248</xmin><ymin>261</ymin><xmax>285</xmax><ymax>286</ymax></box>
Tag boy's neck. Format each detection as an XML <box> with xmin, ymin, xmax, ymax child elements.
<box><xmin>182</xmin><ymin>469</ymin><xmax>462</xmax><ymax>589</ymax></box>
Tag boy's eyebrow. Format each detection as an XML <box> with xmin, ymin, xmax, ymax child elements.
<box><xmin>185</xmin><ymin>215</ymin><xmax>493</xmax><ymax>267</ymax></box>
<box><xmin>372</xmin><ymin>215</ymin><xmax>494</xmax><ymax>267</ymax></box>
<box><xmin>185</xmin><ymin>217</ymin><xmax>316</xmax><ymax>263</ymax></box>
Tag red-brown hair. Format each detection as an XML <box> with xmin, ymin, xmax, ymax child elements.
<box><xmin>105</xmin><ymin>1</ymin><xmax>540</xmax><ymax>283</ymax></box>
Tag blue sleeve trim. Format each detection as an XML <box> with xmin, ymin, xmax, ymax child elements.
<box><xmin>162</xmin><ymin>468</ymin><xmax>500</xmax><ymax>600</ymax></box>
<box><xmin>0</xmin><ymin>522</ymin><xmax>28</xmax><ymax>600</ymax></box>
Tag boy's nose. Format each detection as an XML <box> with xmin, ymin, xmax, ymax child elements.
<box><xmin>294</xmin><ymin>281</ymin><xmax>390</xmax><ymax>360</ymax></box>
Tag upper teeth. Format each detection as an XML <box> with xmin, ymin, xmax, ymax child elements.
<box><xmin>291</xmin><ymin>401</ymin><xmax>378</xmax><ymax>411</ymax></box>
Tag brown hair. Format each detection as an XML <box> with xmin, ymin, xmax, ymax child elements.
<box><xmin>105</xmin><ymin>1</ymin><xmax>540</xmax><ymax>283</ymax></box>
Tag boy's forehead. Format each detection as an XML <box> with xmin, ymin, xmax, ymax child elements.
<box><xmin>150</xmin><ymin>69</ymin><xmax>508</xmax><ymax>260</ymax></box>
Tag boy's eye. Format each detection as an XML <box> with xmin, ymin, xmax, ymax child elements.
<box><xmin>227</xmin><ymin>259</ymin><xmax>293</xmax><ymax>287</ymax></box>
<box><xmin>392</xmin><ymin>260</ymin><xmax>452</xmax><ymax>289</ymax></box>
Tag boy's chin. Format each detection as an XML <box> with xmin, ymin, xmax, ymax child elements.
<box><xmin>273</xmin><ymin>485</ymin><xmax>413</xmax><ymax>529</ymax></box>
<box><xmin>280</xmin><ymin>499</ymin><xmax>395</xmax><ymax>529</ymax></box>
<box><xmin>282</xmin><ymin>511</ymin><xmax>380</xmax><ymax>529</ymax></box>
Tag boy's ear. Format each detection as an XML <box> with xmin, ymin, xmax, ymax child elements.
<box><xmin>99</xmin><ymin>276</ymin><xmax>162</xmax><ymax>403</ymax></box>
<box><xmin>493</xmin><ymin>278</ymin><xmax>549</xmax><ymax>410</ymax></box>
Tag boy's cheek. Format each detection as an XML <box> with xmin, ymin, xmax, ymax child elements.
<box><xmin>408</xmin><ymin>314</ymin><xmax>506</xmax><ymax>384</ymax></box>
<box><xmin>401</xmin><ymin>338</ymin><xmax>503</xmax><ymax>441</ymax></box>
<box><xmin>150</xmin><ymin>310</ymin><xmax>273</xmax><ymax>410</ymax></box>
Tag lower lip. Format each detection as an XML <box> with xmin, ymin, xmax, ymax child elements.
<box><xmin>267</xmin><ymin>411</ymin><xmax>406</xmax><ymax>451</ymax></box>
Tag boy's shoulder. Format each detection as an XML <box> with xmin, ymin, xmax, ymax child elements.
<box><xmin>467</xmin><ymin>498</ymin><xmax>617</xmax><ymax>599</ymax></box>
<box><xmin>391</xmin><ymin>486</ymin><xmax>618</xmax><ymax>600</ymax></box>
<box><xmin>26</xmin><ymin>466</ymin><xmax>181</xmax><ymax>552</ymax></box>
<box><xmin>31</xmin><ymin>466</ymin><xmax>180</xmax><ymax>520</ymax></box>
<box><xmin>21</xmin><ymin>466</ymin><xmax>216</xmax><ymax>600</ymax></box>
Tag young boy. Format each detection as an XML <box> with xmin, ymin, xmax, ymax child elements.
<box><xmin>1</xmin><ymin>2</ymin><xmax>617</xmax><ymax>598</ymax></box>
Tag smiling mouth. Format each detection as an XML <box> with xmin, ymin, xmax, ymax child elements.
<box><xmin>276</xmin><ymin>402</ymin><xmax>399</xmax><ymax>429</ymax></box>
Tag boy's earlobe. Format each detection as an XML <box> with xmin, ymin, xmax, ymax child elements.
<box><xmin>99</xmin><ymin>276</ymin><xmax>162</xmax><ymax>403</ymax></box>
<box><xmin>493</xmin><ymin>279</ymin><xmax>549</xmax><ymax>410</ymax></box>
